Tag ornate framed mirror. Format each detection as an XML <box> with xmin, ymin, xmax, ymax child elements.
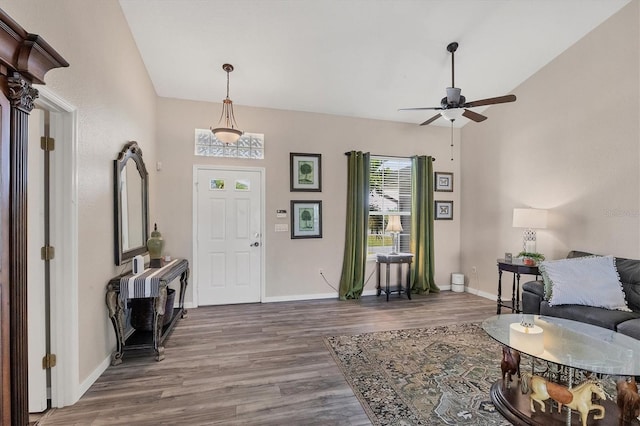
<box><xmin>114</xmin><ymin>141</ymin><xmax>149</xmax><ymax>265</ymax></box>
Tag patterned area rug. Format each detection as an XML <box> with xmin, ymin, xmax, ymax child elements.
<box><xmin>324</xmin><ymin>323</ymin><xmax>514</xmax><ymax>425</ymax></box>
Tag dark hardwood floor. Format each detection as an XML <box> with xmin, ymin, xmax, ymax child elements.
<box><xmin>35</xmin><ymin>291</ymin><xmax>497</xmax><ymax>425</ymax></box>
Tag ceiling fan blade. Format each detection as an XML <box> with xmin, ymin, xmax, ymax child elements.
<box><xmin>464</xmin><ymin>94</ymin><xmax>516</xmax><ymax>108</ymax></box>
<box><xmin>398</xmin><ymin>106</ymin><xmax>442</xmax><ymax>111</ymax></box>
<box><xmin>462</xmin><ymin>109</ymin><xmax>487</xmax><ymax>122</ymax></box>
<box><xmin>420</xmin><ymin>113</ymin><xmax>442</xmax><ymax>126</ymax></box>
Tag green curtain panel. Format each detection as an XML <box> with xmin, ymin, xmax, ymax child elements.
<box><xmin>410</xmin><ymin>156</ymin><xmax>440</xmax><ymax>294</ymax></box>
<box><xmin>338</xmin><ymin>151</ymin><xmax>370</xmax><ymax>300</ymax></box>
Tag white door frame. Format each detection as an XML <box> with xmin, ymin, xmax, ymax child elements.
<box><xmin>192</xmin><ymin>165</ymin><xmax>266</xmax><ymax>307</ymax></box>
<box><xmin>34</xmin><ymin>86</ymin><xmax>80</xmax><ymax>407</ymax></box>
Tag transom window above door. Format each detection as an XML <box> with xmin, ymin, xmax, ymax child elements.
<box><xmin>195</xmin><ymin>129</ymin><xmax>264</xmax><ymax>159</ymax></box>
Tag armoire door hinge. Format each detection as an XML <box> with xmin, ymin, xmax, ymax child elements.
<box><xmin>40</xmin><ymin>136</ymin><xmax>55</xmax><ymax>151</ymax></box>
<box><xmin>42</xmin><ymin>353</ymin><xmax>57</xmax><ymax>369</ymax></box>
<box><xmin>41</xmin><ymin>245</ymin><xmax>55</xmax><ymax>261</ymax></box>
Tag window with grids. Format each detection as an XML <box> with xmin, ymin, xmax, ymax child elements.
<box><xmin>195</xmin><ymin>129</ymin><xmax>264</xmax><ymax>159</ymax></box>
<box><xmin>368</xmin><ymin>156</ymin><xmax>412</xmax><ymax>256</ymax></box>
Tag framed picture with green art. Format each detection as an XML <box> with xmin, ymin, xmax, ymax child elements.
<box><xmin>290</xmin><ymin>153</ymin><xmax>322</xmax><ymax>192</ymax></box>
<box><xmin>290</xmin><ymin>200</ymin><xmax>322</xmax><ymax>239</ymax></box>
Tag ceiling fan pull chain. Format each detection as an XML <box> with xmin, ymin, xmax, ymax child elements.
<box><xmin>450</xmin><ymin>119</ymin><xmax>454</xmax><ymax>161</ymax></box>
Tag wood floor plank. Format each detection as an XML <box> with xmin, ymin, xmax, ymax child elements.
<box><xmin>36</xmin><ymin>292</ymin><xmax>497</xmax><ymax>425</ymax></box>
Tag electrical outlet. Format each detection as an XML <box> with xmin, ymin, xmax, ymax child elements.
<box><xmin>319</xmin><ymin>268</ymin><xmax>323</xmax><ymax>275</ymax></box>
<box><xmin>472</xmin><ymin>266</ymin><xmax>477</xmax><ymax>273</ymax></box>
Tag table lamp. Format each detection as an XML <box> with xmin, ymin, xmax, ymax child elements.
<box><xmin>386</xmin><ymin>215</ymin><xmax>403</xmax><ymax>255</ymax></box>
<box><xmin>512</xmin><ymin>208</ymin><xmax>547</xmax><ymax>253</ymax></box>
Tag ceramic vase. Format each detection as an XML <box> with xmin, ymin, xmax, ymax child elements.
<box><xmin>147</xmin><ymin>223</ymin><xmax>164</xmax><ymax>267</ymax></box>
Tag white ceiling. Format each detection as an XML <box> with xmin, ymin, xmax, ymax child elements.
<box><xmin>119</xmin><ymin>0</ymin><xmax>629</xmax><ymax>127</ymax></box>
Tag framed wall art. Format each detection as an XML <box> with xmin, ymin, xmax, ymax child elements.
<box><xmin>434</xmin><ymin>200</ymin><xmax>454</xmax><ymax>220</ymax></box>
<box><xmin>434</xmin><ymin>172</ymin><xmax>453</xmax><ymax>192</ymax></box>
<box><xmin>290</xmin><ymin>153</ymin><xmax>322</xmax><ymax>192</ymax></box>
<box><xmin>290</xmin><ymin>200</ymin><xmax>322</xmax><ymax>238</ymax></box>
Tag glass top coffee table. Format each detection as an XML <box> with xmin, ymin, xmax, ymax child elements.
<box><xmin>482</xmin><ymin>314</ymin><xmax>640</xmax><ymax>425</ymax></box>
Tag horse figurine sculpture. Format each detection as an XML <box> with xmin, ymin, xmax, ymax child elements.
<box><xmin>617</xmin><ymin>377</ymin><xmax>640</xmax><ymax>425</ymax></box>
<box><xmin>520</xmin><ymin>372</ymin><xmax>606</xmax><ymax>426</ymax></box>
<box><xmin>500</xmin><ymin>345</ymin><xmax>521</xmax><ymax>388</ymax></box>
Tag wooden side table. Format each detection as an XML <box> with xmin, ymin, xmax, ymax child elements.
<box><xmin>376</xmin><ymin>253</ymin><xmax>413</xmax><ymax>301</ymax></box>
<box><xmin>496</xmin><ymin>259</ymin><xmax>539</xmax><ymax>314</ymax></box>
<box><xmin>105</xmin><ymin>258</ymin><xmax>189</xmax><ymax>365</ymax></box>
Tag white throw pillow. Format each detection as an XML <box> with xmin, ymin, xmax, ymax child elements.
<box><xmin>540</xmin><ymin>255</ymin><xmax>630</xmax><ymax>311</ymax></box>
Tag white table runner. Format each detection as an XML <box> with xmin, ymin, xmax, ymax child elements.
<box><xmin>119</xmin><ymin>259</ymin><xmax>178</xmax><ymax>303</ymax></box>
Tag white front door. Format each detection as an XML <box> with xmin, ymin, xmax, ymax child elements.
<box><xmin>194</xmin><ymin>167</ymin><xmax>263</xmax><ymax>305</ymax></box>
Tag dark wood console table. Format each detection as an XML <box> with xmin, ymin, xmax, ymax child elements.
<box><xmin>376</xmin><ymin>253</ymin><xmax>413</xmax><ymax>301</ymax></box>
<box><xmin>496</xmin><ymin>259</ymin><xmax>539</xmax><ymax>314</ymax></box>
<box><xmin>106</xmin><ymin>258</ymin><xmax>189</xmax><ymax>365</ymax></box>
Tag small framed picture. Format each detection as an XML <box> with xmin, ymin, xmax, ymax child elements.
<box><xmin>434</xmin><ymin>200</ymin><xmax>453</xmax><ymax>220</ymax></box>
<box><xmin>505</xmin><ymin>252</ymin><xmax>513</xmax><ymax>263</ymax></box>
<box><xmin>290</xmin><ymin>153</ymin><xmax>322</xmax><ymax>192</ymax></box>
<box><xmin>290</xmin><ymin>200</ymin><xmax>322</xmax><ymax>239</ymax></box>
<box><xmin>434</xmin><ymin>172</ymin><xmax>453</xmax><ymax>192</ymax></box>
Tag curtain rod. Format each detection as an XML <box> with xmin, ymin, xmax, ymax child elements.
<box><xmin>344</xmin><ymin>152</ymin><xmax>435</xmax><ymax>161</ymax></box>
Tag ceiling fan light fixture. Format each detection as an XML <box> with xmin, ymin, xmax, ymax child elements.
<box><xmin>398</xmin><ymin>42</ymin><xmax>516</xmax><ymax>126</ymax></box>
<box><xmin>441</xmin><ymin>108</ymin><xmax>464</xmax><ymax>121</ymax></box>
<box><xmin>211</xmin><ymin>63</ymin><xmax>243</xmax><ymax>144</ymax></box>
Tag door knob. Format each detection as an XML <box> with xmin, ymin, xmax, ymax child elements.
<box><xmin>250</xmin><ymin>242</ymin><xmax>260</xmax><ymax>247</ymax></box>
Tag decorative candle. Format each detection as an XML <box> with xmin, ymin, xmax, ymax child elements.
<box><xmin>509</xmin><ymin>322</ymin><xmax>544</xmax><ymax>355</ymax></box>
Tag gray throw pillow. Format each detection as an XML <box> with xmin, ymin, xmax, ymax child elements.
<box><xmin>539</xmin><ymin>255</ymin><xmax>630</xmax><ymax>311</ymax></box>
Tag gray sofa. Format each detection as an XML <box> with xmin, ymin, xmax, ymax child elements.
<box><xmin>521</xmin><ymin>250</ymin><xmax>640</xmax><ymax>339</ymax></box>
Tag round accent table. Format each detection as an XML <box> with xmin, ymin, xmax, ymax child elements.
<box><xmin>483</xmin><ymin>314</ymin><xmax>640</xmax><ymax>425</ymax></box>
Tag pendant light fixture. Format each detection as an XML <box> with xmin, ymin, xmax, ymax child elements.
<box><xmin>211</xmin><ymin>63</ymin><xmax>243</xmax><ymax>144</ymax></box>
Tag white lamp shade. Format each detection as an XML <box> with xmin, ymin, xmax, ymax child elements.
<box><xmin>512</xmin><ymin>208</ymin><xmax>547</xmax><ymax>229</ymax></box>
<box><xmin>385</xmin><ymin>215</ymin><xmax>403</xmax><ymax>233</ymax></box>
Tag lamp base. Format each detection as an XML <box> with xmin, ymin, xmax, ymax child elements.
<box><xmin>389</xmin><ymin>232</ymin><xmax>400</xmax><ymax>255</ymax></box>
<box><xmin>524</xmin><ymin>240</ymin><xmax>536</xmax><ymax>254</ymax></box>
<box><xmin>522</xmin><ymin>229</ymin><xmax>537</xmax><ymax>252</ymax></box>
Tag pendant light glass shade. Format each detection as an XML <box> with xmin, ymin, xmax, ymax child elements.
<box><xmin>211</xmin><ymin>64</ymin><xmax>243</xmax><ymax>144</ymax></box>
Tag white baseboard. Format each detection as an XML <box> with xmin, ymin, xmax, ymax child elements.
<box><xmin>263</xmin><ymin>292</ymin><xmax>338</xmax><ymax>303</ymax></box>
<box><xmin>191</xmin><ymin>287</ymin><xmax>498</xmax><ymax>305</ymax></box>
<box><xmin>262</xmin><ymin>288</ymin><xmax>385</xmax><ymax>303</ymax></box>
<box><xmin>464</xmin><ymin>286</ymin><xmax>497</xmax><ymax>301</ymax></box>
<box><xmin>260</xmin><ymin>286</ymin><xmax>481</xmax><ymax>303</ymax></box>
<box><xmin>78</xmin><ymin>354</ymin><xmax>111</xmax><ymax>402</ymax></box>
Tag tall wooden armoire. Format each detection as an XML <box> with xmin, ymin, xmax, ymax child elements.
<box><xmin>0</xmin><ymin>8</ymin><xmax>68</xmax><ymax>425</ymax></box>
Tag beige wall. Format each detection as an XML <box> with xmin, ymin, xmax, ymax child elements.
<box><xmin>5</xmin><ymin>0</ymin><xmax>638</xmax><ymax>404</ymax></box>
<box><xmin>156</xmin><ymin>98</ymin><xmax>461</xmax><ymax>301</ymax></box>
<box><xmin>3</xmin><ymin>0</ymin><xmax>158</xmax><ymax>381</ymax></box>
<box><xmin>460</xmin><ymin>1</ymin><xmax>640</xmax><ymax>297</ymax></box>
